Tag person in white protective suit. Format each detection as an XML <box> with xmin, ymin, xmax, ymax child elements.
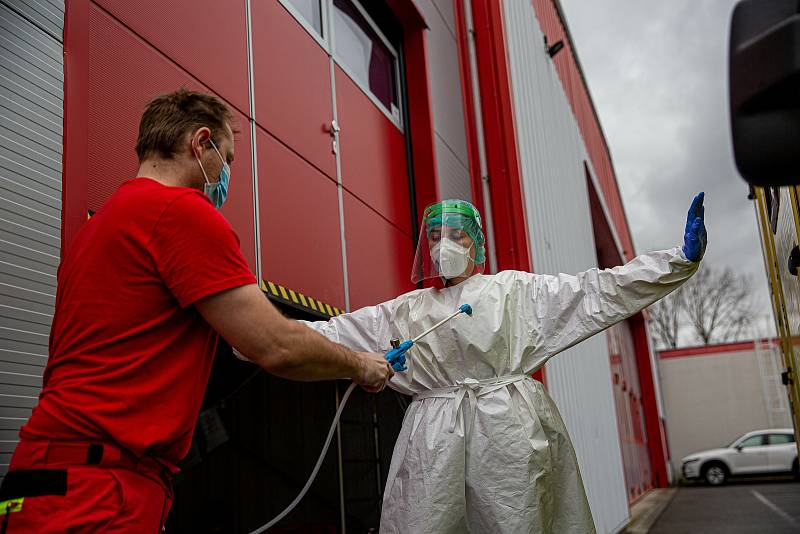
<box><xmin>302</xmin><ymin>194</ymin><xmax>707</xmax><ymax>533</ymax></box>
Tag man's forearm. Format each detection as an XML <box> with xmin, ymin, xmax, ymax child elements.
<box><xmin>196</xmin><ymin>284</ymin><xmax>363</xmax><ymax>381</ymax></box>
<box><xmin>255</xmin><ymin>320</ymin><xmax>363</xmax><ymax>381</ymax></box>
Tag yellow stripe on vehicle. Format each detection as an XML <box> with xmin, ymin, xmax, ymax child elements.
<box><xmin>0</xmin><ymin>498</ymin><xmax>23</xmax><ymax>516</ymax></box>
<box><xmin>288</xmin><ymin>289</ymin><xmax>299</xmax><ymax>304</ymax></box>
<box><xmin>268</xmin><ymin>282</ymin><xmax>279</xmax><ymax>296</ymax></box>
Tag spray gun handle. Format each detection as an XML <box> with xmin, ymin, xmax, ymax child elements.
<box><xmin>385</xmin><ymin>340</ymin><xmax>413</xmax><ymax>372</ymax></box>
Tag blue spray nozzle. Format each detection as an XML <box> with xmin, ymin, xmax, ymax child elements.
<box><xmin>459</xmin><ymin>304</ymin><xmax>473</xmax><ymax>316</ymax></box>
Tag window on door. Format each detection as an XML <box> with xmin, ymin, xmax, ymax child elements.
<box><xmin>286</xmin><ymin>0</ymin><xmax>323</xmax><ymax>37</ymax></box>
<box><xmin>278</xmin><ymin>0</ymin><xmax>404</xmax><ymax>128</ymax></box>
<box><xmin>332</xmin><ymin>0</ymin><xmax>400</xmax><ymax>120</ymax></box>
<box><xmin>739</xmin><ymin>435</ymin><xmax>766</xmax><ymax>448</ymax></box>
<box><xmin>767</xmin><ymin>433</ymin><xmax>795</xmax><ymax>445</ymax></box>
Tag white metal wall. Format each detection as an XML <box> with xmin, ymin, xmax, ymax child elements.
<box><xmin>0</xmin><ymin>0</ymin><xmax>63</xmax><ymax>478</ymax></box>
<box><xmin>415</xmin><ymin>0</ymin><xmax>472</xmax><ymax>202</ymax></box>
<box><xmin>502</xmin><ymin>1</ymin><xmax>629</xmax><ymax>532</ymax></box>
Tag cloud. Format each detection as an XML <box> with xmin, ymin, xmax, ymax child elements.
<box><xmin>559</xmin><ymin>0</ymin><xmax>774</xmax><ymax>337</ymax></box>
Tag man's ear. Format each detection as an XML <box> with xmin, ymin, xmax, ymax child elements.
<box><xmin>191</xmin><ymin>126</ymin><xmax>212</xmax><ymax>155</ymax></box>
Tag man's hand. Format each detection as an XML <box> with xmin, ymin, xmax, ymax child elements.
<box><xmin>354</xmin><ymin>352</ymin><xmax>395</xmax><ymax>393</ymax></box>
<box><xmin>682</xmin><ymin>192</ymin><xmax>707</xmax><ymax>262</ymax></box>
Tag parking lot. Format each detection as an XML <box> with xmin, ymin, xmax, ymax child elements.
<box><xmin>651</xmin><ymin>479</ymin><xmax>800</xmax><ymax>533</ymax></box>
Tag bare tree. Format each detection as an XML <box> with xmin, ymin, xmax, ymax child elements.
<box><xmin>648</xmin><ymin>291</ymin><xmax>682</xmax><ymax>349</ymax></box>
<box><xmin>647</xmin><ymin>264</ymin><xmax>757</xmax><ymax>348</ymax></box>
<box><xmin>680</xmin><ymin>265</ymin><xmax>755</xmax><ymax>345</ymax></box>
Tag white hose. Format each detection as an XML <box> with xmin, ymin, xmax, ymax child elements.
<box><xmin>249</xmin><ymin>382</ymin><xmax>357</xmax><ymax>533</ymax></box>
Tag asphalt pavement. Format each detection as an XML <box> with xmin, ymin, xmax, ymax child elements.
<box><xmin>649</xmin><ymin>479</ymin><xmax>800</xmax><ymax>534</ymax></box>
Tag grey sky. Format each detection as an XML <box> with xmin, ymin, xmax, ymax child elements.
<box><xmin>558</xmin><ymin>0</ymin><xmax>774</xmax><ymax>341</ymax></box>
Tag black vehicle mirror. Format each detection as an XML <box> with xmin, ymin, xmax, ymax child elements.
<box><xmin>734</xmin><ymin>444</ymin><xmax>744</xmax><ymax>452</ymax></box>
<box><xmin>729</xmin><ymin>0</ymin><xmax>800</xmax><ymax>186</ymax></box>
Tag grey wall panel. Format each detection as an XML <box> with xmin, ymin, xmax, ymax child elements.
<box><xmin>434</xmin><ymin>134</ymin><xmax>471</xmax><ymax>201</ymax></box>
<box><xmin>0</xmin><ymin>290</ymin><xmax>55</xmax><ymax>316</ymax></box>
<box><xmin>2</xmin><ymin>0</ymin><xmax>63</xmax><ymax>41</ymax></box>
<box><xmin>416</xmin><ymin>0</ymin><xmax>472</xmax><ymax>203</ymax></box>
<box><xmin>0</xmin><ymin>0</ymin><xmax>63</xmax><ymax>477</ymax></box>
<box><xmin>0</xmin><ymin>209</ymin><xmax>60</xmax><ymax>240</ymax></box>
<box><xmin>0</xmin><ymin>282</ymin><xmax>55</xmax><ymax>308</ymax></box>
<box><xmin>0</xmin><ymin>371</ymin><xmax>42</xmax><ymax>388</ymax></box>
<box><xmin>0</xmin><ymin>348</ymin><xmax>48</xmax><ymax>367</ymax></box>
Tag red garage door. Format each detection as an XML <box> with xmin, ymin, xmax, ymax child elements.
<box><xmin>254</xmin><ymin>0</ymin><xmax>415</xmax><ymax>313</ymax></box>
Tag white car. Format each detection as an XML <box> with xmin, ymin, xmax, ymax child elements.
<box><xmin>681</xmin><ymin>428</ymin><xmax>798</xmax><ymax>485</ymax></box>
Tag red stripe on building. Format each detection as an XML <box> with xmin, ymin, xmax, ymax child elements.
<box><xmin>658</xmin><ymin>340</ymin><xmax>779</xmax><ymax>359</ymax></box>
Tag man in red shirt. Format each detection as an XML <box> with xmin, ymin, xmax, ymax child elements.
<box><xmin>0</xmin><ymin>89</ymin><xmax>393</xmax><ymax>532</ymax></box>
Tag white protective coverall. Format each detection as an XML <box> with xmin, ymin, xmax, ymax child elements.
<box><xmin>303</xmin><ymin>247</ymin><xmax>697</xmax><ymax>533</ymax></box>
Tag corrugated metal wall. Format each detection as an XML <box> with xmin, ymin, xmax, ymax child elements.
<box><xmin>531</xmin><ymin>0</ymin><xmax>635</xmax><ymax>261</ymax></box>
<box><xmin>0</xmin><ymin>0</ymin><xmax>64</xmax><ymax>478</ymax></box>
<box><xmin>501</xmin><ymin>1</ymin><xmax>629</xmax><ymax>532</ymax></box>
<box><xmin>415</xmin><ymin>0</ymin><xmax>472</xmax><ymax>202</ymax></box>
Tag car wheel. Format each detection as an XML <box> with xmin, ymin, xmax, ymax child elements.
<box><xmin>793</xmin><ymin>458</ymin><xmax>799</xmax><ymax>481</ymax></box>
<box><xmin>702</xmin><ymin>462</ymin><xmax>728</xmax><ymax>486</ymax></box>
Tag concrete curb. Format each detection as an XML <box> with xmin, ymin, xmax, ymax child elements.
<box><xmin>622</xmin><ymin>488</ymin><xmax>678</xmax><ymax>534</ymax></box>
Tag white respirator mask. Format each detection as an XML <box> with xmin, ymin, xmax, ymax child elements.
<box><xmin>431</xmin><ymin>239</ymin><xmax>473</xmax><ymax>279</ymax></box>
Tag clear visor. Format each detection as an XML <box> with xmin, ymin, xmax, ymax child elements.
<box><xmin>411</xmin><ymin>215</ymin><xmax>485</xmax><ymax>283</ymax></box>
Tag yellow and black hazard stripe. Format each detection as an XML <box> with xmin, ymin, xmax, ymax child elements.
<box><xmin>260</xmin><ymin>280</ymin><xmax>344</xmax><ymax>319</ymax></box>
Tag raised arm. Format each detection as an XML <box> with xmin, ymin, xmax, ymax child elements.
<box><xmin>532</xmin><ymin>192</ymin><xmax>706</xmax><ymax>361</ymax></box>
<box><xmin>530</xmin><ymin>247</ymin><xmax>698</xmax><ymax>360</ymax></box>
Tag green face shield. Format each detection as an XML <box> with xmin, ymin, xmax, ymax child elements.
<box><xmin>412</xmin><ymin>199</ymin><xmax>487</xmax><ymax>283</ymax></box>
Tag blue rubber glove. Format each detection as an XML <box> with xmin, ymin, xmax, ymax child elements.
<box><xmin>682</xmin><ymin>192</ymin><xmax>707</xmax><ymax>262</ymax></box>
<box><xmin>385</xmin><ymin>340</ymin><xmax>413</xmax><ymax>372</ymax></box>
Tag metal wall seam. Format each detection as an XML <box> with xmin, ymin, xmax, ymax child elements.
<box><xmin>501</xmin><ymin>0</ymin><xmax>629</xmax><ymax>531</ymax></box>
<box><xmin>244</xmin><ymin>0</ymin><xmax>262</xmax><ymax>283</ymax></box>
<box><xmin>327</xmin><ymin>15</ymin><xmax>350</xmax><ymax>315</ymax></box>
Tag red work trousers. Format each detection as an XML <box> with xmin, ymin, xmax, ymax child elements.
<box><xmin>0</xmin><ymin>440</ymin><xmax>173</xmax><ymax>533</ymax></box>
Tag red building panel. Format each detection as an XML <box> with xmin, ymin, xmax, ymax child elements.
<box><xmin>85</xmin><ymin>3</ymin><xmax>256</xmax><ymax>270</ymax></box>
<box><xmin>257</xmin><ymin>126</ymin><xmax>345</xmax><ymax>310</ymax></box>
<box><xmin>335</xmin><ymin>66</ymin><xmax>412</xmax><ymax>238</ymax></box>
<box><xmin>344</xmin><ymin>192</ymin><xmax>415</xmax><ymax>311</ymax></box>
<box><xmin>530</xmin><ymin>0</ymin><xmax>636</xmax><ymax>261</ymax></box>
<box><xmin>251</xmin><ymin>0</ymin><xmax>336</xmax><ymax>180</ymax></box>
<box><xmin>92</xmin><ymin>0</ymin><xmax>250</xmax><ymax>116</ymax></box>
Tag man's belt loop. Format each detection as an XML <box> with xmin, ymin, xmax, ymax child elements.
<box><xmin>86</xmin><ymin>444</ymin><xmax>103</xmax><ymax>465</ymax></box>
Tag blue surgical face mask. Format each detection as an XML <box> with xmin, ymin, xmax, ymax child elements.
<box><xmin>196</xmin><ymin>138</ymin><xmax>230</xmax><ymax>209</ymax></box>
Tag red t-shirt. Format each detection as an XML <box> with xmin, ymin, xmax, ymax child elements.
<box><xmin>20</xmin><ymin>178</ymin><xmax>256</xmax><ymax>467</ymax></box>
